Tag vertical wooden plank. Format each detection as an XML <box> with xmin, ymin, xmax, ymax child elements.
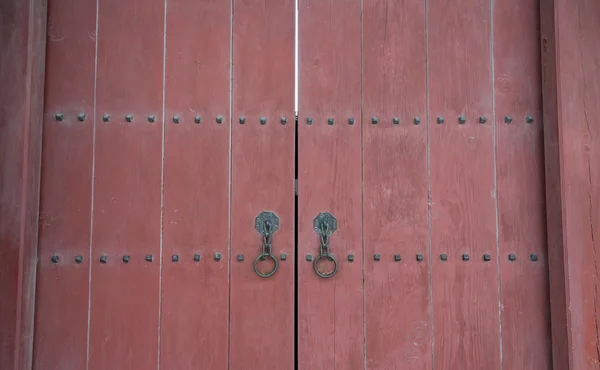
<box><xmin>494</xmin><ymin>0</ymin><xmax>552</xmax><ymax>369</ymax></box>
<box><xmin>230</xmin><ymin>1</ymin><xmax>295</xmax><ymax>369</ymax></box>
<box><xmin>297</xmin><ymin>1</ymin><xmax>362</xmax><ymax>369</ymax></box>
<box><xmin>541</xmin><ymin>0</ymin><xmax>600</xmax><ymax>368</ymax></box>
<box><xmin>160</xmin><ymin>0</ymin><xmax>230</xmax><ymax>368</ymax></box>
<box><xmin>0</xmin><ymin>0</ymin><xmax>46</xmax><ymax>369</ymax></box>
<box><xmin>428</xmin><ymin>0</ymin><xmax>500</xmax><ymax>369</ymax></box>
<box><xmin>88</xmin><ymin>0</ymin><xmax>164</xmax><ymax>368</ymax></box>
<box><xmin>33</xmin><ymin>0</ymin><xmax>95</xmax><ymax>369</ymax></box>
<box><xmin>362</xmin><ymin>1</ymin><xmax>430</xmax><ymax>369</ymax></box>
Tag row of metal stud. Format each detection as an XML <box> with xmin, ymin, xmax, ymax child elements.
<box><xmin>306</xmin><ymin>253</ymin><xmax>539</xmax><ymax>262</ymax></box>
<box><xmin>305</xmin><ymin>116</ymin><xmax>535</xmax><ymax>125</ymax></box>
<box><xmin>50</xmin><ymin>252</ymin><xmax>537</xmax><ymax>264</ymax></box>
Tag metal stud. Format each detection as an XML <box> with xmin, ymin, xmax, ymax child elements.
<box><xmin>462</xmin><ymin>253</ymin><xmax>470</xmax><ymax>261</ymax></box>
<box><xmin>374</xmin><ymin>253</ymin><xmax>381</xmax><ymax>261</ymax></box>
<box><xmin>123</xmin><ymin>255</ymin><xmax>130</xmax><ymax>263</ymax></box>
<box><xmin>214</xmin><ymin>252</ymin><xmax>222</xmax><ymax>261</ymax></box>
<box><xmin>479</xmin><ymin>116</ymin><xmax>487</xmax><ymax>124</ymax></box>
<box><xmin>440</xmin><ymin>253</ymin><xmax>448</xmax><ymax>261</ymax></box>
<box><xmin>437</xmin><ymin>117</ymin><xmax>444</xmax><ymax>124</ymax></box>
<box><xmin>260</xmin><ymin>117</ymin><xmax>267</xmax><ymax>125</ymax></box>
<box><xmin>51</xmin><ymin>255</ymin><xmax>59</xmax><ymax>264</ymax></box>
<box><xmin>172</xmin><ymin>116</ymin><xmax>180</xmax><ymax>124</ymax></box>
<box><xmin>280</xmin><ymin>253</ymin><xmax>287</xmax><ymax>261</ymax></box>
<box><xmin>394</xmin><ymin>254</ymin><xmax>401</xmax><ymax>262</ymax></box>
<box><xmin>194</xmin><ymin>254</ymin><xmax>201</xmax><ymax>262</ymax></box>
<box><xmin>416</xmin><ymin>254</ymin><xmax>424</xmax><ymax>262</ymax></box>
<box><xmin>55</xmin><ymin>113</ymin><xmax>64</xmax><ymax>121</ymax></box>
<box><xmin>414</xmin><ymin>117</ymin><xmax>421</xmax><ymax>125</ymax></box>
<box><xmin>126</xmin><ymin>114</ymin><xmax>134</xmax><ymax>123</ymax></box>
<box><xmin>147</xmin><ymin>115</ymin><xmax>155</xmax><ymax>123</ymax></box>
<box><xmin>306</xmin><ymin>254</ymin><xmax>313</xmax><ymax>262</ymax></box>
<box><xmin>194</xmin><ymin>116</ymin><xmax>201</xmax><ymax>124</ymax></box>
<box><xmin>307</xmin><ymin>117</ymin><xmax>313</xmax><ymax>125</ymax></box>
<box><xmin>103</xmin><ymin>114</ymin><xmax>110</xmax><ymax>122</ymax></box>
<box><xmin>504</xmin><ymin>116</ymin><xmax>513</xmax><ymax>123</ymax></box>
<box><xmin>348</xmin><ymin>117</ymin><xmax>355</xmax><ymax>125</ymax></box>
<box><xmin>327</xmin><ymin>117</ymin><xmax>334</xmax><ymax>125</ymax></box>
<box><xmin>526</xmin><ymin>116</ymin><xmax>534</xmax><ymax>123</ymax></box>
<box><xmin>508</xmin><ymin>253</ymin><xmax>516</xmax><ymax>261</ymax></box>
<box><xmin>371</xmin><ymin>117</ymin><xmax>378</xmax><ymax>125</ymax></box>
<box><xmin>78</xmin><ymin>113</ymin><xmax>86</xmax><ymax>122</ymax></box>
<box><xmin>281</xmin><ymin>116</ymin><xmax>287</xmax><ymax>125</ymax></box>
<box><xmin>458</xmin><ymin>115</ymin><xmax>466</xmax><ymax>124</ymax></box>
<box><xmin>483</xmin><ymin>253</ymin><xmax>491</xmax><ymax>262</ymax></box>
<box><xmin>392</xmin><ymin>117</ymin><xmax>400</xmax><ymax>125</ymax></box>
<box><xmin>239</xmin><ymin>116</ymin><xmax>246</xmax><ymax>125</ymax></box>
<box><xmin>348</xmin><ymin>254</ymin><xmax>355</xmax><ymax>262</ymax></box>
<box><xmin>100</xmin><ymin>256</ymin><xmax>107</xmax><ymax>264</ymax></box>
<box><xmin>75</xmin><ymin>256</ymin><xmax>83</xmax><ymax>264</ymax></box>
<box><xmin>172</xmin><ymin>255</ymin><xmax>179</xmax><ymax>262</ymax></box>
<box><xmin>530</xmin><ymin>253</ymin><xmax>538</xmax><ymax>261</ymax></box>
<box><xmin>237</xmin><ymin>254</ymin><xmax>244</xmax><ymax>262</ymax></box>
<box><xmin>216</xmin><ymin>116</ymin><xmax>223</xmax><ymax>124</ymax></box>
<box><xmin>146</xmin><ymin>254</ymin><xmax>153</xmax><ymax>262</ymax></box>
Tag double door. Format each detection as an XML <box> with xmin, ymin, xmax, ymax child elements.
<box><xmin>34</xmin><ymin>0</ymin><xmax>551</xmax><ymax>369</ymax></box>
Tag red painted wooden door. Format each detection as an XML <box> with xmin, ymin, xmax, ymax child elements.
<box><xmin>34</xmin><ymin>0</ymin><xmax>551</xmax><ymax>369</ymax></box>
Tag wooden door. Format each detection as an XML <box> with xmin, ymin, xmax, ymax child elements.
<box><xmin>34</xmin><ymin>0</ymin><xmax>551</xmax><ymax>369</ymax></box>
<box><xmin>297</xmin><ymin>0</ymin><xmax>551</xmax><ymax>370</ymax></box>
<box><xmin>34</xmin><ymin>0</ymin><xmax>294</xmax><ymax>369</ymax></box>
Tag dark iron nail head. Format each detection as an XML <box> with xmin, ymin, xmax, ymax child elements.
<box><xmin>530</xmin><ymin>254</ymin><xmax>538</xmax><ymax>261</ymax></box>
<box><xmin>508</xmin><ymin>253</ymin><xmax>516</xmax><ymax>261</ymax></box>
<box><xmin>75</xmin><ymin>256</ymin><xmax>83</xmax><ymax>264</ymax></box>
<box><xmin>348</xmin><ymin>117</ymin><xmax>355</xmax><ymax>125</ymax></box>
<box><xmin>173</xmin><ymin>116</ymin><xmax>180</xmax><ymax>123</ymax></box>
<box><xmin>374</xmin><ymin>254</ymin><xmax>381</xmax><ymax>261</ymax></box>
<box><xmin>371</xmin><ymin>117</ymin><xmax>378</xmax><ymax>124</ymax></box>
<box><xmin>414</xmin><ymin>117</ymin><xmax>421</xmax><ymax>125</ymax></box>
<box><xmin>51</xmin><ymin>255</ymin><xmax>59</xmax><ymax>263</ymax></box>
<box><xmin>147</xmin><ymin>115</ymin><xmax>155</xmax><ymax>123</ymax></box>
<box><xmin>237</xmin><ymin>254</ymin><xmax>244</xmax><ymax>262</ymax></box>
<box><xmin>172</xmin><ymin>255</ymin><xmax>179</xmax><ymax>262</ymax></box>
<box><xmin>280</xmin><ymin>253</ymin><xmax>287</xmax><ymax>261</ymax></box>
<box><xmin>100</xmin><ymin>256</ymin><xmax>107</xmax><ymax>263</ymax></box>
<box><xmin>78</xmin><ymin>113</ymin><xmax>86</xmax><ymax>121</ymax></box>
<box><xmin>392</xmin><ymin>117</ymin><xmax>399</xmax><ymax>125</ymax></box>
<box><xmin>307</xmin><ymin>117</ymin><xmax>313</xmax><ymax>125</ymax></box>
<box><xmin>260</xmin><ymin>117</ymin><xmax>267</xmax><ymax>125</ymax></box>
<box><xmin>126</xmin><ymin>114</ymin><xmax>133</xmax><ymax>122</ymax></box>
<box><xmin>437</xmin><ymin>117</ymin><xmax>444</xmax><ymax>124</ymax></box>
<box><xmin>214</xmin><ymin>253</ymin><xmax>222</xmax><ymax>261</ymax></box>
<box><xmin>504</xmin><ymin>116</ymin><xmax>512</xmax><ymax>123</ymax></box>
<box><xmin>194</xmin><ymin>116</ymin><xmax>201</xmax><ymax>124</ymax></box>
<box><xmin>462</xmin><ymin>253</ymin><xmax>470</xmax><ymax>261</ymax></box>
<box><xmin>483</xmin><ymin>254</ymin><xmax>491</xmax><ymax>261</ymax></box>
<box><xmin>440</xmin><ymin>253</ymin><xmax>447</xmax><ymax>261</ymax></box>
<box><xmin>55</xmin><ymin>113</ymin><xmax>63</xmax><ymax>121</ymax></box>
<box><xmin>146</xmin><ymin>254</ymin><xmax>153</xmax><ymax>262</ymax></box>
<box><xmin>416</xmin><ymin>254</ymin><xmax>424</xmax><ymax>262</ymax></box>
<box><xmin>123</xmin><ymin>255</ymin><xmax>130</xmax><ymax>263</ymax></box>
<box><xmin>103</xmin><ymin>114</ymin><xmax>110</xmax><ymax>122</ymax></box>
<box><xmin>479</xmin><ymin>116</ymin><xmax>487</xmax><ymax>124</ymax></box>
<box><xmin>458</xmin><ymin>116</ymin><xmax>466</xmax><ymax>124</ymax></box>
<box><xmin>281</xmin><ymin>116</ymin><xmax>287</xmax><ymax>125</ymax></box>
<box><xmin>394</xmin><ymin>254</ymin><xmax>401</xmax><ymax>262</ymax></box>
<box><xmin>216</xmin><ymin>116</ymin><xmax>223</xmax><ymax>124</ymax></box>
<box><xmin>328</xmin><ymin>118</ymin><xmax>334</xmax><ymax>125</ymax></box>
<box><xmin>194</xmin><ymin>254</ymin><xmax>201</xmax><ymax>262</ymax></box>
<box><xmin>306</xmin><ymin>254</ymin><xmax>313</xmax><ymax>262</ymax></box>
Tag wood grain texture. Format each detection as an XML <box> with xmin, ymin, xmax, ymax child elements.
<box><xmin>541</xmin><ymin>0</ymin><xmax>600</xmax><ymax>368</ymax></box>
<box><xmin>0</xmin><ymin>0</ymin><xmax>46</xmax><ymax>369</ymax></box>
<box><xmin>428</xmin><ymin>0</ymin><xmax>500</xmax><ymax>369</ymax></box>
<box><xmin>297</xmin><ymin>1</ymin><xmax>363</xmax><ymax>369</ymax></box>
<box><xmin>160</xmin><ymin>0</ymin><xmax>230</xmax><ymax>368</ymax></box>
<box><xmin>33</xmin><ymin>0</ymin><xmax>95</xmax><ymax>369</ymax></box>
<box><xmin>88</xmin><ymin>0</ymin><xmax>164</xmax><ymax>368</ymax></box>
<box><xmin>362</xmin><ymin>0</ymin><xmax>431</xmax><ymax>369</ymax></box>
<box><xmin>230</xmin><ymin>1</ymin><xmax>295</xmax><ymax>369</ymax></box>
<box><xmin>494</xmin><ymin>0</ymin><xmax>552</xmax><ymax>369</ymax></box>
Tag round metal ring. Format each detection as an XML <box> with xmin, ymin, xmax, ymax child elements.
<box><xmin>313</xmin><ymin>254</ymin><xmax>338</xmax><ymax>278</ymax></box>
<box><xmin>254</xmin><ymin>254</ymin><xmax>279</xmax><ymax>278</ymax></box>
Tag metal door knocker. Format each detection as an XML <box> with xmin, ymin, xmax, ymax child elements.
<box><xmin>254</xmin><ymin>211</ymin><xmax>279</xmax><ymax>278</ymax></box>
<box><xmin>313</xmin><ymin>212</ymin><xmax>338</xmax><ymax>278</ymax></box>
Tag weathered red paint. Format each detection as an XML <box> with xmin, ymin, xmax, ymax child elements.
<box><xmin>160</xmin><ymin>0</ymin><xmax>231</xmax><ymax>368</ymax></box>
<box><xmin>230</xmin><ymin>1</ymin><xmax>295</xmax><ymax>369</ymax></box>
<box><xmin>33</xmin><ymin>0</ymin><xmax>95</xmax><ymax>368</ymax></box>
<box><xmin>428</xmin><ymin>0</ymin><xmax>500</xmax><ymax>369</ymax></box>
<box><xmin>541</xmin><ymin>0</ymin><xmax>600</xmax><ymax>369</ymax></box>
<box><xmin>362</xmin><ymin>0</ymin><xmax>431</xmax><ymax>369</ymax></box>
<box><xmin>298</xmin><ymin>1</ymin><xmax>363</xmax><ymax>369</ymax></box>
<box><xmin>88</xmin><ymin>0</ymin><xmax>164</xmax><ymax>368</ymax></box>
<box><xmin>495</xmin><ymin>0</ymin><xmax>552</xmax><ymax>368</ymax></box>
<box><xmin>0</xmin><ymin>1</ymin><xmax>46</xmax><ymax>370</ymax></box>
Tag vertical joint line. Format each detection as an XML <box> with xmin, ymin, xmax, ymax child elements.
<box><xmin>157</xmin><ymin>0</ymin><xmax>168</xmax><ymax>368</ymax></box>
<box><xmin>424</xmin><ymin>0</ymin><xmax>434</xmax><ymax>368</ymax></box>
<box><xmin>86</xmin><ymin>0</ymin><xmax>100</xmax><ymax>368</ymax></box>
<box><xmin>227</xmin><ymin>0</ymin><xmax>233</xmax><ymax>369</ymax></box>
<box><xmin>360</xmin><ymin>0</ymin><xmax>366</xmax><ymax>369</ymax></box>
<box><xmin>490</xmin><ymin>0</ymin><xmax>502</xmax><ymax>367</ymax></box>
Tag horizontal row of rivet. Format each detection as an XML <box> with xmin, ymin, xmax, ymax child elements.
<box><xmin>50</xmin><ymin>252</ymin><xmax>537</xmax><ymax>264</ymax></box>
<box><xmin>305</xmin><ymin>116</ymin><xmax>535</xmax><ymax>125</ymax></box>
<box><xmin>53</xmin><ymin>113</ymin><xmax>224</xmax><ymax>124</ymax></box>
<box><xmin>305</xmin><ymin>253</ymin><xmax>539</xmax><ymax>262</ymax></box>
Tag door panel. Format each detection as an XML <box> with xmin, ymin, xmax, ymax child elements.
<box><xmin>160</xmin><ymin>0</ymin><xmax>231</xmax><ymax>368</ymax></box>
<box><xmin>297</xmin><ymin>1</ymin><xmax>363</xmax><ymax>369</ymax></box>
<box><xmin>494</xmin><ymin>0</ymin><xmax>552</xmax><ymax>368</ymax></box>
<box><xmin>428</xmin><ymin>0</ymin><xmax>501</xmax><ymax>369</ymax></box>
<box><xmin>34</xmin><ymin>0</ymin><xmax>96</xmax><ymax>368</ymax></box>
<box><xmin>88</xmin><ymin>0</ymin><xmax>164</xmax><ymax>368</ymax></box>
<box><xmin>230</xmin><ymin>1</ymin><xmax>295</xmax><ymax>369</ymax></box>
<box><xmin>362</xmin><ymin>0</ymin><xmax>431</xmax><ymax>369</ymax></box>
